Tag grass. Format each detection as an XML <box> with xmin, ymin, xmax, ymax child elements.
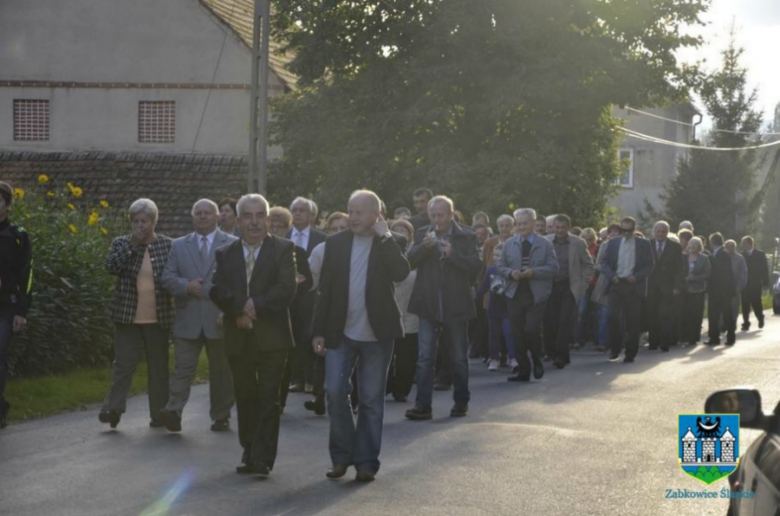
<box><xmin>5</xmin><ymin>348</ymin><xmax>210</xmax><ymax>423</ymax></box>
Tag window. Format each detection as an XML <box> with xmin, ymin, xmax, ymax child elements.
<box><xmin>13</xmin><ymin>99</ymin><xmax>50</xmax><ymax>141</ymax></box>
<box><xmin>138</xmin><ymin>101</ymin><xmax>175</xmax><ymax>143</ymax></box>
<box><xmin>617</xmin><ymin>148</ymin><xmax>634</xmax><ymax>188</ymax></box>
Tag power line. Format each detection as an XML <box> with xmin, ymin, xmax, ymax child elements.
<box><xmin>624</xmin><ymin>106</ymin><xmax>780</xmax><ymax>137</ymax></box>
<box><xmin>619</xmin><ymin>127</ymin><xmax>780</xmax><ymax>152</ymax></box>
<box><xmin>191</xmin><ymin>0</ymin><xmax>238</xmax><ymax>152</ymax></box>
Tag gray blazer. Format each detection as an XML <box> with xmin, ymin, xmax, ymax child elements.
<box><xmin>497</xmin><ymin>233</ymin><xmax>558</xmax><ymax>304</ymax></box>
<box><xmin>162</xmin><ymin>229</ymin><xmax>238</xmax><ymax>340</ymax></box>
<box><xmin>684</xmin><ymin>254</ymin><xmax>711</xmax><ymax>294</ymax></box>
<box><xmin>545</xmin><ymin>234</ymin><xmax>594</xmax><ymax>301</ymax></box>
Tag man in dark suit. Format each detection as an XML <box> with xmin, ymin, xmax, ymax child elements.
<box><xmin>286</xmin><ymin>196</ymin><xmax>326</xmax><ymax>393</ymax></box>
<box><xmin>210</xmin><ymin>194</ymin><xmax>297</xmax><ymax>477</ymax></box>
<box><xmin>706</xmin><ymin>232</ymin><xmax>736</xmax><ymax>345</ymax></box>
<box><xmin>596</xmin><ymin>217</ymin><xmax>654</xmax><ymax>363</ymax></box>
<box><xmin>312</xmin><ymin>190</ymin><xmax>410</xmax><ymax>482</ymax></box>
<box><xmin>405</xmin><ymin>196</ymin><xmax>484</xmax><ymax>421</ymax></box>
<box><xmin>408</xmin><ymin>187</ymin><xmax>433</xmax><ymax>231</ymax></box>
<box><xmin>646</xmin><ymin>221</ymin><xmax>684</xmax><ymax>352</ymax></box>
<box><xmin>741</xmin><ymin>236</ymin><xmax>769</xmax><ymax>330</ymax></box>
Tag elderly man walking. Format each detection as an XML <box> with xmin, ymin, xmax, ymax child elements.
<box><xmin>543</xmin><ymin>214</ymin><xmax>594</xmax><ymax>369</ymax></box>
<box><xmin>312</xmin><ymin>190</ymin><xmax>410</xmax><ymax>482</ymax></box>
<box><xmin>497</xmin><ymin>208</ymin><xmax>558</xmax><ymax>382</ymax></box>
<box><xmin>210</xmin><ymin>194</ymin><xmax>298</xmax><ymax>477</ymax></box>
<box><xmin>646</xmin><ymin>221</ymin><xmax>684</xmax><ymax>352</ymax></box>
<box><xmin>740</xmin><ymin>236</ymin><xmax>769</xmax><ymax>330</ymax></box>
<box><xmin>405</xmin><ymin>196</ymin><xmax>483</xmax><ymax>420</ymax></box>
<box><xmin>158</xmin><ymin>199</ymin><xmax>237</xmax><ymax>433</ymax></box>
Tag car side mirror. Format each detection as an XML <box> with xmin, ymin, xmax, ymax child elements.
<box><xmin>705</xmin><ymin>389</ymin><xmax>763</xmax><ymax>428</ymax></box>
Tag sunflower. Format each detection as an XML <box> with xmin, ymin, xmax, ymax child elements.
<box><xmin>13</xmin><ymin>188</ymin><xmax>25</xmax><ymax>199</ymax></box>
<box><xmin>99</xmin><ymin>199</ymin><xmax>110</xmax><ymax>209</ymax></box>
<box><xmin>72</xmin><ymin>186</ymin><xmax>84</xmax><ymax>198</ymax></box>
<box><xmin>68</xmin><ymin>224</ymin><xmax>78</xmax><ymax>234</ymax></box>
<box><xmin>46</xmin><ymin>191</ymin><xmax>56</xmax><ymax>198</ymax></box>
<box><xmin>67</xmin><ymin>203</ymin><xmax>76</xmax><ymax>211</ymax></box>
<box><xmin>100</xmin><ymin>227</ymin><xmax>109</xmax><ymax>236</ymax></box>
<box><xmin>88</xmin><ymin>212</ymin><xmax>99</xmax><ymax>227</ymax></box>
<box><xmin>38</xmin><ymin>174</ymin><xmax>50</xmax><ymax>184</ymax></box>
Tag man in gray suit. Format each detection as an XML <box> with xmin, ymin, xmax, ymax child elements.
<box><xmin>497</xmin><ymin>208</ymin><xmax>558</xmax><ymax>382</ymax></box>
<box><xmin>159</xmin><ymin>199</ymin><xmax>237</xmax><ymax>432</ymax></box>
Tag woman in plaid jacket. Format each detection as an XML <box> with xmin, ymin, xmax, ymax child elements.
<box><xmin>99</xmin><ymin>198</ymin><xmax>173</xmax><ymax>429</ymax></box>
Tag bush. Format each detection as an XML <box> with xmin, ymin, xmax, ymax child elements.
<box><xmin>8</xmin><ymin>176</ymin><xmax>127</xmax><ymax>377</ymax></box>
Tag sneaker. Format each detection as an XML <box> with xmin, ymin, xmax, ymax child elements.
<box><xmin>450</xmin><ymin>403</ymin><xmax>468</xmax><ymax>417</ymax></box>
<box><xmin>487</xmin><ymin>359</ymin><xmax>499</xmax><ymax>371</ymax></box>
<box><xmin>508</xmin><ymin>358</ymin><xmax>519</xmax><ymax>370</ymax></box>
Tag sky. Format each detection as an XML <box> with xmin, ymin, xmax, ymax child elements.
<box><xmin>678</xmin><ymin>0</ymin><xmax>780</xmax><ymax>128</ymax></box>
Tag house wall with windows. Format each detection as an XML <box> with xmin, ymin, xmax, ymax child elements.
<box><xmin>0</xmin><ymin>0</ymin><xmax>289</xmax><ymax>155</ymax></box>
<box><xmin>610</xmin><ymin>106</ymin><xmax>697</xmax><ymax>220</ymax></box>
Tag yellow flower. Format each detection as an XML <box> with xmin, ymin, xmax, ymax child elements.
<box><xmin>38</xmin><ymin>174</ymin><xmax>50</xmax><ymax>184</ymax></box>
<box><xmin>47</xmin><ymin>191</ymin><xmax>55</xmax><ymax>198</ymax></box>
<box><xmin>68</xmin><ymin>224</ymin><xmax>78</xmax><ymax>234</ymax></box>
<box><xmin>67</xmin><ymin>203</ymin><xmax>76</xmax><ymax>210</ymax></box>
<box><xmin>99</xmin><ymin>199</ymin><xmax>110</xmax><ymax>209</ymax></box>
<box><xmin>100</xmin><ymin>227</ymin><xmax>109</xmax><ymax>236</ymax></box>
<box><xmin>88</xmin><ymin>212</ymin><xmax>99</xmax><ymax>227</ymax></box>
<box><xmin>13</xmin><ymin>188</ymin><xmax>24</xmax><ymax>199</ymax></box>
<box><xmin>72</xmin><ymin>187</ymin><xmax>83</xmax><ymax>198</ymax></box>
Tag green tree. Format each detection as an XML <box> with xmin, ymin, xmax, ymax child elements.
<box><xmin>661</xmin><ymin>32</ymin><xmax>766</xmax><ymax>238</ymax></box>
<box><xmin>270</xmin><ymin>0</ymin><xmax>705</xmax><ymax>225</ymax></box>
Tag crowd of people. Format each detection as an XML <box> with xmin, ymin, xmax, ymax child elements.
<box><xmin>0</xmin><ymin>180</ymin><xmax>772</xmax><ymax>482</ymax></box>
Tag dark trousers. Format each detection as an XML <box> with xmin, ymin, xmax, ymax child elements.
<box><xmin>507</xmin><ymin>290</ymin><xmax>546</xmax><ymax>379</ymax></box>
<box><xmin>469</xmin><ymin>301</ymin><xmax>489</xmax><ymax>358</ymax></box>
<box><xmin>102</xmin><ymin>323</ymin><xmax>169</xmax><ymax>419</ymax></box>
<box><xmin>229</xmin><ymin>350</ymin><xmax>287</xmax><ymax>469</ymax></box>
<box><xmin>682</xmin><ymin>292</ymin><xmax>705</xmax><ymax>344</ymax></box>
<box><xmin>608</xmin><ymin>282</ymin><xmax>643</xmax><ymax>360</ymax></box>
<box><xmin>0</xmin><ymin>309</ymin><xmax>13</xmax><ymax>403</ymax></box>
<box><xmin>708</xmin><ymin>294</ymin><xmax>735</xmax><ymax>343</ymax></box>
<box><xmin>647</xmin><ymin>290</ymin><xmax>676</xmax><ymax>349</ymax></box>
<box><xmin>386</xmin><ymin>333</ymin><xmax>418</xmax><ymax>397</ymax></box>
<box><xmin>543</xmin><ymin>280</ymin><xmax>576</xmax><ymax>363</ymax></box>
<box><xmin>741</xmin><ymin>287</ymin><xmax>764</xmax><ymax>325</ymax></box>
<box><xmin>435</xmin><ymin>333</ymin><xmax>453</xmax><ymax>387</ymax></box>
<box><xmin>290</xmin><ymin>294</ymin><xmax>315</xmax><ymax>386</ymax></box>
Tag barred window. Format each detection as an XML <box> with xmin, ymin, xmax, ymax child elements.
<box><xmin>617</xmin><ymin>148</ymin><xmax>634</xmax><ymax>188</ymax></box>
<box><xmin>138</xmin><ymin>101</ymin><xmax>175</xmax><ymax>143</ymax></box>
<box><xmin>13</xmin><ymin>99</ymin><xmax>50</xmax><ymax>141</ymax></box>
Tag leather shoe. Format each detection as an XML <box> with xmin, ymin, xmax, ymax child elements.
<box><xmin>98</xmin><ymin>410</ymin><xmax>121</xmax><ymax>429</ymax></box>
<box><xmin>725</xmin><ymin>340</ymin><xmax>735</xmax><ymax>346</ymax></box>
<box><xmin>532</xmin><ymin>357</ymin><xmax>544</xmax><ymax>379</ymax></box>
<box><xmin>759</xmin><ymin>318</ymin><xmax>765</xmax><ymax>329</ymax></box>
<box><xmin>623</xmin><ymin>357</ymin><xmax>635</xmax><ymax>363</ymax></box>
<box><xmin>705</xmin><ymin>340</ymin><xmax>720</xmax><ymax>346</ymax></box>
<box><xmin>326</xmin><ymin>464</ymin><xmax>350</xmax><ymax>479</ymax></box>
<box><xmin>507</xmin><ymin>373</ymin><xmax>530</xmax><ymax>382</ymax></box>
<box><xmin>304</xmin><ymin>395</ymin><xmax>326</xmax><ymax>415</ymax></box>
<box><xmin>741</xmin><ymin>323</ymin><xmax>750</xmax><ymax>331</ymax></box>
<box><xmin>159</xmin><ymin>409</ymin><xmax>182</xmax><ymax>432</ymax></box>
<box><xmin>355</xmin><ymin>470</ymin><xmax>376</xmax><ymax>482</ymax></box>
<box><xmin>251</xmin><ymin>462</ymin><xmax>270</xmax><ymax>477</ymax></box>
<box><xmin>405</xmin><ymin>405</ymin><xmax>432</xmax><ymax>421</ymax></box>
<box><xmin>450</xmin><ymin>403</ymin><xmax>468</xmax><ymax>417</ymax></box>
<box><xmin>211</xmin><ymin>418</ymin><xmax>229</xmax><ymax>432</ymax></box>
<box><xmin>552</xmin><ymin>359</ymin><xmax>566</xmax><ymax>370</ymax></box>
<box><xmin>660</xmin><ymin>346</ymin><xmax>669</xmax><ymax>352</ymax></box>
<box><xmin>236</xmin><ymin>463</ymin><xmax>253</xmax><ymax>474</ymax></box>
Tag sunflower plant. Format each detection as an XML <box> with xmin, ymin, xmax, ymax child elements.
<box><xmin>8</xmin><ymin>176</ymin><xmax>128</xmax><ymax>376</ymax></box>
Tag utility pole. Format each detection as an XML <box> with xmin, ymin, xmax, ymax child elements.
<box><xmin>248</xmin><ymin>0</ymin><xmax>271</xmax><ymax>194</ymax></box>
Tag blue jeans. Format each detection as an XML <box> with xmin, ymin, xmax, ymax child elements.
<box><xmin>0</xmin><ymin>309</ymin><xmax>13</xmax><ymax>403</ymax></box>
<box><xmin>416</xmin><ymin>318</ymin><xmax>470</xmax><ymax>408</ymax></box>
<box><xmin>325</xmin><ymin>336</ymin><xmax>394</xmax><ymax>473</ymax></box>
<box><xmin>597</xmin><ymin>303</ymin><xmax>609</xmax><ymax>348</ymax></box>
<box><xmin>488</xmin><ymin>317</ymin><xmax>515</xmax><ymax>361</ymax></box>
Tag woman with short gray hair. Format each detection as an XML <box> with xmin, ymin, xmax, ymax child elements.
<box><xmin>99</xmin><ymin>198</ymin><xmax>173</xmax><ymax>429</ymax></box>
<box><xmin>681</xmin><ymin>237</ymin><xmax>710</xmax><ymax>347</ymax></box>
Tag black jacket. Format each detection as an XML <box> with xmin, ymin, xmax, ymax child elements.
<box><xmin>408</xmin><ymin>222</ymin><xmax>484</xmax><ymax>323</ymax></box>
<box><xmin>708</xmin><ymin>247</ymin><xmax>735</xmax><ymax>302</ymax></box>
<box><xmin>210</xmin><ymin>235</ymin><xmax>297</xmax><ymax>356</ymax></box>
<box><xmin>742</xmin><ymin>249</ymin><xmax>769</xmax><ymax>291</ymax></box>
<box><xmin>312</xmin><ymin>230</ymin><xmax>410</xmax><ymax>350</ymax></box>
<box><xmin>0</xmin><ymin>219</ymin><xmax>32</xmax><ymax>316</ymax></box>
<box><xmin>649</xmin><ymin>238</ymin><xmax>685</xmax><ymax>295</ymax></box>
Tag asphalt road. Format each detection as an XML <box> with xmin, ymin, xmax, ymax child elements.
<box><xmin>3</xmin><ymin>319</ymin><xmax>780</xmax><ymax>516</ymax></box>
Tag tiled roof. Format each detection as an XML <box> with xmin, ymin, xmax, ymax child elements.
<box><xmin>200</xmin><ymin>0</ymin><xmax>298</xmax><ymax>90</ymax></box>
<box><xmin>0</xmin><ymin>151</ymin><xmax>248</xmax><ymax>238</ymax></box>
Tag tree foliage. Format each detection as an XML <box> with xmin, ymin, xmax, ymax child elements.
<box><xmin>270</xmin><ymin>0</ymin><xmax>705</xmax><ymax>226</ymax></box>
<box><xmin>662</xmin><ymin>32</ymin><xmax>767</xmax><ymax>238</ymax></box>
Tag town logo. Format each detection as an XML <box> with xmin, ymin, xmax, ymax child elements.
<box><xmin>678</xmin><ymin>414</ymin><xmax>740</xmax><ymax>485</ymax></box>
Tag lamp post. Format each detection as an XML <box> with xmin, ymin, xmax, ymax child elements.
<box><xmin>248</xmin><ymin>0</ymin><xmax>271</xmax><ymax>194</ymax></box>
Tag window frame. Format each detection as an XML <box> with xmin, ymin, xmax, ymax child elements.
<box><xmin>137</xmin><ymin>100</ymin><xmax>176</xmax><ymax>144</ymax></box>
<box><xmin>13</xmin><ymin>99</ymin><xmax>50</xmax><ymax>142</ymax></box>
<box><xmin>617</xmin><ymin>147</ymin><xmax>634</xmax><ymax>189</ymax></box>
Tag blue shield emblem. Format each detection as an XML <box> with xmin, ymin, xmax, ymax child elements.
<box><xmin>678</xmin><ymin>414</ymin><xmax>740</xmax><ymax>485</ymax></box>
